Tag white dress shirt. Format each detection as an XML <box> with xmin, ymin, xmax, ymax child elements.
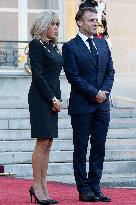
<box><xmin>78</xmin><ymin>32</ymin><xmax>98</xmax><ymax>53</ymax></box>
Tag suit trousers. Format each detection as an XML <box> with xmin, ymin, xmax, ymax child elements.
<box><xmin>71</xmin><ymin>109</ymin><xmax>110</xmax><ymax>193</ymax></box>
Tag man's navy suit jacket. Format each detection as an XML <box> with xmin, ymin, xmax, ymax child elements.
<box><xmin>62</xmin><ymin>35</ymin><xmax>115</xmax><ymax>115</ymax></box>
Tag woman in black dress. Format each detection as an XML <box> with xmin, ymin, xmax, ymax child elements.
<box><xmin>28</xmin><ymin>11</ymin><xmax>63</xmax><ymax>204</ymax></box>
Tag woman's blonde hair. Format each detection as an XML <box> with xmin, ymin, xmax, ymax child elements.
<box><xmin>30</xmin><ymin>10</ymin><xmax>60</xmax><ymax>42</ymax></box>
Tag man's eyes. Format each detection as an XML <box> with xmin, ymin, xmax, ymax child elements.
<box><xmin>89</xmin><ymin>19</ymin><xmax>98</xmax><ymax>23</ymax></box>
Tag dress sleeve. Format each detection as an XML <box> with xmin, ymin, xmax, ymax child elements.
<box><xmin>29</xmin><ymin>40</ymin><xmax>54</xmax><ymax>102</ymax></box>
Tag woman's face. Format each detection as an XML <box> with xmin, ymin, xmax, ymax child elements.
<box><xmin>47</xmin><ymin>21</ymin><xmax>59</xmax><ymax>40</ymax></box>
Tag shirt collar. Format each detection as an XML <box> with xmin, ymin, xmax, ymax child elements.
<box><xmin>78</xmin><ymin>32</ymin><xmax>94</xmax><ymax>43</ymax></box>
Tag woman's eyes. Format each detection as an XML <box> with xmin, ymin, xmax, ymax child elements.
<box><xmin>51</xmin><ymin>22</ymin><xmax>59</xmax><ymax>27</ymax></box>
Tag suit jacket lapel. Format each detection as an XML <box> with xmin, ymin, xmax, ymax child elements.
<box><xmin>75</xmin><ymin>35</ymin><xmax>97</xmax><ymax>67</ymax></box>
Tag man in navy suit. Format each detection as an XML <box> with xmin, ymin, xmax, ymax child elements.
<box><xmin>62</xmin><ymin>7</ymin><xmax>115</xmax><ymax>202</ymax></box>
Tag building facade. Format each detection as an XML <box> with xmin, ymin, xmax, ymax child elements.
<box><xmin>0</xmin><ymin>0</ymin><xmax>66</xmax><ymax>42</ymax></box>
<box><xmin>0</xmin><ymin>0</ymin><xmax>136</xmax><ymax>73</ymax></box>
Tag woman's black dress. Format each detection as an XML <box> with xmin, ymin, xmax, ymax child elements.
<box><xmin>28</xmin><ymin>39</ymin><xmax>63</xmax><ymax>139</ymax></box>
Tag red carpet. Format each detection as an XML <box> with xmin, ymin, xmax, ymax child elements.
<box><xmin>0</xmin><ymin>177</ymin><xmax>136</xmax><ymax>205</ymax></box>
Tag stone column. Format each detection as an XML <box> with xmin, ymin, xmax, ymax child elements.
<box><xmin>107</xmin><ymin>0</ymin><xmax>136</xmax><ymax>73</ymax></box>
<box><xmin>18</xmin><ymin>0</ymin><xmax>28</xmax><ymax>41</ymax></box>
<box><xmin>65</xmin><ymin>0</ymin><xmax>77</xmax><ymax>41</ymax></box>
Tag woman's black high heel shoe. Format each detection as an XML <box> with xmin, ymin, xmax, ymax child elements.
<box><xmin>29</xmin><ymin>186</ymin><xmax>51</xmax><ymax>204</ymax></box>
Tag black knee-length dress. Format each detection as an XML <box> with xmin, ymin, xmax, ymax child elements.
<box><xmin>28</xmin><ymin>39</ymin><xmax>63</xmax><ymax>139</ymax></box>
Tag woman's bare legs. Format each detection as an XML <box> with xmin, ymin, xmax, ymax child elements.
<box><xmin>32</xmin><ymin>138</ymin><xmax>52</xmax><ymax>200</ymax></box>
<box><xmin>41</xmin><ymin>139</ymin><xmax>53</xmax><ymax>199</ymax></box>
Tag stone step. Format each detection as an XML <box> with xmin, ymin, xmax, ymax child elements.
<box><xmin>0</xmin><ymin>128</ymin><xmax>136</xmax><ymax>141</ymax></box>
<box><xmin>1</xmin><ymin>98</ymin><xmax>135</xmax><ymax>110</ymax></box>
<box><xmin>46</xmin><ymin>173</ymin><xmax>136</xmax><ymax>187</ymax></box>
<box><xmin>0</xmin><ymin>99</ymin><xmax>28</xmax><ymax>109</ymax></box>
<box><xmin>0</xmin><ymin>99</ymin><xmax>68</xmax><ymax>109</ymax></box>
<box><xmin>0</xmin><ymin>109</ymin><xmax>30</xmax><ymax>119</ymax></box>
<box><xmin>101</xmin><ymin>173</ymin><xmax>136</xmax><ymax>187</ymax></box>
<box><xmin>0</xmin><ymin>120</ymin><xmax>8</xmax><ymax>129</ymax></box>
<box><xmin>112</xmin><ymin>97</ymin><xmax>136</xmax><ymax>109</ymax></box>
<box><xmin>109</xmin><ymin>118</ymin><xmax>136</xmax><ymax>129</ymax></box>
<box><xmin>0</xmin><ymin>107</ymin><xmax>136</xmax><ymax>119</ymax></box>
<box><xmin>0</xmin><ymin>139</ymin><xmax>136</xmax><ymax>152</ymax></box>
<box><xmin>59</xmin><ymin>108</ymin><xmax>136</xmax><ymax>118</ymax></box>
<box><xmin>0</xmin><ymin>139</ymin><xmax>74</xmax><ymax>152</ymax></box>
<box><xmin>58</xmin><ymin>118</ymin><xmax>136</xmax><ymax>129</ymax></box>
<box><xmin>0</xmin><ymin>118</ymin><xmax>135</xmax><ymax>130</ymax></box>
<box><xmin>110</xmin><ymin>108</ymin><xmax>136</xmax><ymax>118</ymax></box>
<box><xmin>105</xmin><ymin>139</ymin><xmax>136</xmax><ymax>150</ymax></box>
<box><xmin>1</xmin><ymin>149</ymin><xmax>136</xmax><ymax>165</ymax></box>
<box><xmin>107</xmin><ymin>128</ymin><xmax>136</xmax><ymax>139</ymax></box>
<box><xmin>0</xmin><ymin>96</ymin><xmax>135</xmax><ymax>109</ymax></box>
<box><xmin>4</xmin><ymin>161</ymin><xmax>136</xmax><ymax>178</ymax></box>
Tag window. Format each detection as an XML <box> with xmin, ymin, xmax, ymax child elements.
<box><xmin>0</xmin><ymin>0</ymin><xmax>64</xmax><ymax>69</ymax></box>
<box><xmin>27</xmin><ymin>0</ymin><xmax>60</xmax><ymax>40</ymax></box>
<box><xmin>0</xmin><ymin>0</ymin><xmax>18</xmax><ymax>8</ymax></box>
<box><xmin>0</xmin><ymin>0</ymin><xmax>60</xmax><ymax>41</ymax></box>
<box><xmin>0</xmin><ymin>12</ymin><xmax>18</xmax><ymax>41</ymax></box>
<box><xmin>28</xmin><ymin>0</ymin><xmax>58</xmax><ymax>10</ymax></box>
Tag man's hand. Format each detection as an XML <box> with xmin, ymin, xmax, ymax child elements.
<box><xmin>96</xmin><ymin>90</ymin><xmax>109</xmax><ymax>103</ymax></box>
<box><xmin>52</xmin><ymin>97</ymin><xmax>62</xmax><ymax>112</ymax></box>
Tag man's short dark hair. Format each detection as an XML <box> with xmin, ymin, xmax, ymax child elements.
<box><xmin>75</xmin><ymin>7</ymin><xmax>97</xmax><ymax>22</ymax></box>
<box><xmin>79</xmin><ymin>0</ymin><xmax>98</xmax><ymax>10</ymax></box>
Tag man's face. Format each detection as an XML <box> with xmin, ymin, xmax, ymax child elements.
<box><xmin>78</xmin><ymin>11</ymin><xmax>98</xmax><ymax>37</ymax></box>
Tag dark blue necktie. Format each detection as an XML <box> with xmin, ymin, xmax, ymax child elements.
<box><xmin>87</xmin><ymin>38</ymin><xmax>98</xmax><ymax>64</ymax></box>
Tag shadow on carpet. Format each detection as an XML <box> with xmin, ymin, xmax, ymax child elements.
<box><xmin>0</xmin><ymin>177</ymin><xmax>136</xmax><ymax>205</ymax></box>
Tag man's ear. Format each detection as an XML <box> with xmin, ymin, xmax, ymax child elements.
<box><xmin>77</xmin><ymin>20</ymin><xmax>83</xmax><ymax>28</ymax></box>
